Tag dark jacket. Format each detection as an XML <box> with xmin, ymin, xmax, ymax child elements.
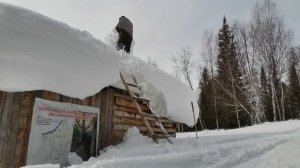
<box><xmin>116</xmin><ymin>16</ymin><xmax>133</xmax><ymax>36</ymax></box>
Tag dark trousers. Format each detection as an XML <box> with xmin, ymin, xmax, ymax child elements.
<box><xmin>117</xmin><ymin>29</ymin><xmax>132</xmax><ymax>53</ymax></box>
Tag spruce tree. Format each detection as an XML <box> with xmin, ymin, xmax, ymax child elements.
<box><xmin>216</xmin><ymin>17</ymin><xmax>248</xmax><ymax>128</ymax></box>
<box><xmin>199</xmin><ymin>67</ymin><xmax>215</xmax><ymax>129</ymax></box>
<box><xmin>288</xmin><ymin>49</ymin><xmax>300</xmax><ymax>119</ymax></box>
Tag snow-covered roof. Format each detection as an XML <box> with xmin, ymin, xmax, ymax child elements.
<box><xmin>0</xmin><ymin>3</ymin><xmax>198</xmax><ymax>126</ymax></box>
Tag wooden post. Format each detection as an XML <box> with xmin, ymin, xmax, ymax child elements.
<box><xmin>191</xmin><ymin>102</ymin><xmax>198</xmax><ymax>139</ymax></box>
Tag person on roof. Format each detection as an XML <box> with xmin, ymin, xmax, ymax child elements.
<box><xmin>115</xmin><ymin>16</ymin><xmax>133</xmax><ymax>53</ymax></box>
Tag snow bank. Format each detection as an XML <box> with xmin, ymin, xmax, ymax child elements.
<box><xmin>67</xmin><ymin>153</ymin><xmax>83</xmax><ymax>165</ymax></box>
<box><xmin>0</xmin><ymin>3</ymin><xmax>198</xmax><ymax>125</ymax></box>
<box><xmin>23</xmin><ymin>121</ymin><xmax>300</xmax><ymax>168</ymax></box>
<box><xmin>22</xmin><ymin>164</ymin><xmax>59</xmax><ymax>168</ymax></box>
<box><xmin>177</xmin><ymin>120</ymin><xmax>300</xmax><ymax>138</ymax></box>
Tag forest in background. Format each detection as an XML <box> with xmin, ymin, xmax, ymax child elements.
<box><xmin>170</xmin><ymin>0</ymin><xmax>300</xmax><ymax>131</ymax></box>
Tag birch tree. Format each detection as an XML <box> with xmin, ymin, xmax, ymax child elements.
<box><xmin>201</xmin><ymin>31</ymin><xmax>219</xmax><ymax>130</ymax></box>
<box><xmin>171</xmin><ymin>47</ymin><xmax>194</xmax><ymax>90</ymax></box>
<box><xmin>232</xmin><ymin>22</ymin><xmax>263</xmax><ymax>124</ymax></box>
<box><xmin>249</xmin><ymin>0</ymin><xmax>293</xmax><ymax>121</ymax></box>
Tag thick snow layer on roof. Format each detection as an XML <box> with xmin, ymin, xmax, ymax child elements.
<box><xmin>0</xmin><ymin>3</ymin><xmax>198</xmax><ymax>126</ymax></box>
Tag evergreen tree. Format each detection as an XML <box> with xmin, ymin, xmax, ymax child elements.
<box><xmin>216</xmin><ymin>17</ymin><xmax>249</xmax><ymax>128</ymax></box>
<box><xmin>199</xmin><ymin>67</ymin><xmax>216</xmax><ymax>129</ymax></box>
<box><xmin>288</xmin><ymin>49</ymin><xmax>300</xmax><ymax>119</ymax></box>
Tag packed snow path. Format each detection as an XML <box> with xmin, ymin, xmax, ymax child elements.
<box><xmin>23</xmin><ymin>120</ymin><xmax>296</xmax><ymax>168</ymax></box>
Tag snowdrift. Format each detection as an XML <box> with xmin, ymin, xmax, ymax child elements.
<box><xmin>0</xmin><ymin>3</ymin><xmax>198</xmax><ymax>126</ymax></box>
<box><xmin>23</xmin><ymin>120</ymin><xmax>300</xmax><ymax>168</ymax></box>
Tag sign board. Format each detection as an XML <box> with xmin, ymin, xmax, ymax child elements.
<box><xmin>27</xmin><ymin>98</ymin><xmax>99</xmax><ymax>166</ymax></box>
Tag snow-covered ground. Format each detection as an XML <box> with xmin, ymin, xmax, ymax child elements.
<box><xmin>24</xmin><ymin>120</ymin><xmax>300</xmax><ymax>168</ymax></box>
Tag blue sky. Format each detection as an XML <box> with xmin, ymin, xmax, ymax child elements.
<box><xmin>2</xmin><ymin>0</ymin><xmax>299</xmax><ymax>79</ymax></box>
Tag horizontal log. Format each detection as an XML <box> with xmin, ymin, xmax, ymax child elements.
<box><xmin>114</xmin><ymin>110</ymin><xmax>136</xmax><ymax>118</ymax></box>
<box><xmin>113</xmin><ymin>115</ymin><xmax>175</xmax><ymax>128</ymax></box>
<box><xmin>114</xmin><ymin>105</ymin><xmax>139</xmax><ymax>114</ymax></box>
<box><xmin>135</xmin><ymin>114</ymin><xmax>172</xmax><ymax>123</ymax></box>
<box><xmin>155</xmin><ymin>132</ymin><xmax>176</xmax><ymax>138</ymax></box>
<box><xmin>114</xmin><ymin>106</ymin><xmax>171</xmax><ymax>121</ymax></box>
<box><xmin>115</xmin><ymin>95</ymin><xmax>149</xmax><ymax>111</ymax></box>
<box><xmin>156</xmin><ymin>121</ymin><xmax>175</xmax><ymax>129</ymax></box>
<box><xmin>112</xmin><ymin>130</ymin><xmax>126</xmax><ymax>141</ymax></box>
<box><xmin>41</xmin><ymin>91</ymin><xmax>60</xmax><ymax>101</ymax></box>
<box><xmin>113</xmin><ymin>124</ymin><xmax>176</xmax><ymax>133</ymax></box>
<box><xmin>114</xmin><ymin>108</ymin><xmax>175</xmax><ymax>127</ymax></box>
<box><xmin>113</xmin><ymin>115</ymin><xmax>144</xmax><ymax>126</ymax></box>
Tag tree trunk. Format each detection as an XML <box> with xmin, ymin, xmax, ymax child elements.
<box><xmin>280</xmin><ymin>82</ymin><xmax>285</xmax><ymax>120</ymax></box>
<box><xmin>271</xmin><ymin>81</ymin><xmax>277</xmax><ymax>121</ymax></box>
<box><xmin>230</xmin><ymin>71</ymin><xmax>240</xmax><ymax>128</ymax></box>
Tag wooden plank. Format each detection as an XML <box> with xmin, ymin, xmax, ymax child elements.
<box><xmin>113</xmin><ymin>123</ymin><xmax>140</xmax><ymax>131</ymax></box>
<box><xmin>114</xmin><ymin>110</ymin><xmax>175</xmax><ymax>128</ymax></box>
<box><xmin>156</xmin><ymin>132</ymin><xmax>176</xmax><ymax>138</ymax></box>
<box><xmin>94</xmin><ymin>92</ymin><xmax>101</xmax><ymax>154</ymax></box>
<box><xmin>0</xmin><ymin>92</ymin><xmax>6</xmax><ymax>125</ymax></box>
<box><xmin>60</xmin><ymin>95</ymin><xmax>72</xmax><ymax>103</ymax></box>
<box><xmin>115</xmin><ymin>96</ymin><xmax>149</xmax><ymax>112</ymax></box>
<box><xmin>114</xmin><ymin>110</ymin><xmax>136</xmax><ymax>118</ymax></box>
<box><xmin>114</xmin><ymin>105</ymin><xmax>172</xmax><ymax>123</ymax></box>
<box><xmin>114</xmin><ymin>104</ymin><xmax>137</xmax><ymax>114</ymax></box>
<box><xmin>0</xmin><ymin>91</ymin><xmax>4</xmax><ymax>121</ymax></box>
<box><xmin>4</xmin><ymin>93</ymin><xmax>22</xmax><ymax>168</ymax></box>
<box><xmin>135</xmin><ymin>114</ymin><xmax>173</xmax><ymax>123</ymax></box>
<box><xmin>113</xmin><ymin>115</ymin><xmax>144</xmax><ymax>126</ymax></box>
<box><xmin>106</xmin><ymin>87</ymin><xmax>115</xmax><ymax>146</ymax></box>
<box><xmin>113</xmin><ymin>115</ymin><xmax>174</xmax><ymax>128</ymax></box>
<box><xmin>72</xmin><ymin>98</ymin><xmax>81</xmax><ymax>105</ymax></box>
<box><xmin>149</xmin><ymin>120</ymin><xmax>175</xmax><ymax>128</ymax></box>
<box><xmin>13</xmin><ymin>92</ymin><xmax>35</xmax><ymax>168</ymax></box>
<box><xmin>81</xmin><ymin>97</ymin><xmax>89</xmax><ymax>106</ymax></box>
<box><xmin>114</xmin><ymin>110</ymin><xmax>174</xmax><ymax>127</ymax></box>
<box><xmin>162</xmin><ymin>122</ymin><xmax>176</xmax><ymax>129</ymax></box>
<box><xmin>0</xmin><ymin>92</ymin><xmax>13</xmax><ymax>168</ymax></box>
<box><xmin>111</xmin><ymin>130</ymin><xmax>126</xmax><ymax>141</ymax></box>
<box><xmin>113</xmin><ymin>123</ymin><xmax>176</xmax><ymax>133</ymax></box>
<box><xmin>139</xmin><ymin>131</ymin><xmax>148</xmax><ymax>136</ymax></box>
<box><xmin>86</xmin><ymin>93</ymin><xmax>101</xmax><ymax>155</ymax></box>
<box><xmin>41</xmin><ymin>91</ymin><xmax>60</xmax><ymax>101</ymax></box>
<box><xmin>89</xmin><ymin>95</ymin><xmax>97</xmax><ymax>107</ymax></box>
<box><xmin>114</xmin><ymin>104</ymin><xmax>151</xmax><ymax>115</ymax></box>
<box><xmin>21</xmin><ymin>91</ymin><xmax>40</xmax><ymax>166</ymax></box>
<box><xmin>100</xmin><ymin>88</ymin><xmax>108</xmax><ymax>149</ymax></box>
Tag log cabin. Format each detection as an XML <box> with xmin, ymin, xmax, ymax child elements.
<box><xmin>0</xmin><ymin>87</ymin><xmax>176</xmax><ymax>167</ymax></box>
<box><xmin>0</xmin><ymin>3</ymin><xmax>197</xmax><ymax>167</ymax></box>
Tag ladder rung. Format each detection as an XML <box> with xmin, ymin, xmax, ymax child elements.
<box><xmin>125</xmin><ymin>82</ymin><xmax>139</xmax><ymax>88</ymax></box>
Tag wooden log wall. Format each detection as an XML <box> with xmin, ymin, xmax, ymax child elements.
<box><xmin>111</xmin><ymin>89</ymin><xmax>176</xmax><ymax>145</ymax></box>
<box><xmin>0</xmin><ymin>87</ymin><xmax>111</xmax><ymax>168</ymax></box>
<box><xmin>0</xmin><ymin>87</ymin><xmax>177</xmax><ymax>168</ymax></box>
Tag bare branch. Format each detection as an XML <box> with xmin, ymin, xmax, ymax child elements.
<box><xmin>172</xmin><ymin>46</ymin><xmax>194</xmax><ymax>90</ymax></box>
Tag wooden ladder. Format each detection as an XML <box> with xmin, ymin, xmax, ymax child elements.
<box><xmin>119</xmin><ymin>72</ymin><xmax>172</xmax><ymax>144</ymax></box>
